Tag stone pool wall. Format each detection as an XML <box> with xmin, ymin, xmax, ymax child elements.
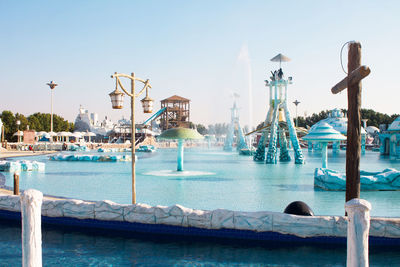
<box><xmin>0</xmin><ymin>193</ymin><xmax>399</xmax><ymax>239</ymax></box>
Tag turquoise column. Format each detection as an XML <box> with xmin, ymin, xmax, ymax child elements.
<box><xmin>237</xmin><ymin>122</ymin><xmax>249</xmax><ymax>151</ymax></box>
<box><xmin>253</xmin><ymin>132</ymin><xmax>266</xmax><ymax>161</ymax></box>
<box><xmin>321</xmin><ymin>142</ymin><xmax>328</xmax><ymax>168</ymax></box>
<box><xmin>266</xmin><ymin>104</ymin><xmax>279</xmax><ymax>164</ymax></box>
<box><xmin>283</xmin><ymin>103</ymin><xmax>304</xmax><ymax>164</ymax></box>
<box><xmin>279</xmin><ymin>128</ymin><xmax>291</xmax><ymax>162</ymax></box>
<box><xmin>177</xmin><ymin>139</ymin><xmax>184</xmax><ymax>171</ymax></box>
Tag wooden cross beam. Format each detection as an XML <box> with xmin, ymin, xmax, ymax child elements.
<box><xmin>330</xmin><ymin>42</ymin><xmax>370</xmax><ymax>202</ymax></box>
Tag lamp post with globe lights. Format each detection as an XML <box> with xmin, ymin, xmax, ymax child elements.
<box><xmin>109</xmin><ymin>72</ymin><xmax>153</xmax><ymax>204</ymax></box>
<box><xmin>46</xmin><ymin>81</ymin><xmax>58</xmax><ymax>133</ymax></box>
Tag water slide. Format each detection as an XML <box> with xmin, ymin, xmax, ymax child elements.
<box><xmin>142</xmin><ymin>107</ymin><xmax>166</xmax><ymax>126</ymax></box>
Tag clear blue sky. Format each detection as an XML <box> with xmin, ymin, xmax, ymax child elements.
<box><xmin>1</xmin><ymin>0</ymin><xmax>399</xmax><ymax>128</ymax></box>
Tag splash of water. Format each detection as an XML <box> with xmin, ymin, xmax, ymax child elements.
<box><xmin>237</xmin><ymin>44</ymin><xmax>253</xmax><ymax>129</ymax></box>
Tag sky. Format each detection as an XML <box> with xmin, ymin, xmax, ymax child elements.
<box><xmin>0</xmin><ymin>0</ymin><xmax>399</xmax><ymax>129</ymax></box>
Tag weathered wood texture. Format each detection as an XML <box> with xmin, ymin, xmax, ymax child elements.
<box><xmin>331</xmin><ymin>65</ymin><xmax>371</xmax><ymax>94</ymax></box>
<box><xmin>345</xmin><ymin>42</ymin><xmax>362</xmax><ymax>202</ymax></box>
<box><xmin>13</xmin><ymin>173</ymin><xmax>19</xmax><ymax>195</ymax></box>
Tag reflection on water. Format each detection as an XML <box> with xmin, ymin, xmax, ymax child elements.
<box><xmin>0</xmin><ymin>220</ymin><xmax>399</xmax><ymax>266</ymax></box>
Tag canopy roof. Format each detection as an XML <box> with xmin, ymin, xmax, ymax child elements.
<box><xmin>388</xmin><ymin>116</ymin><xmax>400</xmax><ymax>131</ymax></box>
<box><xmin>159</xmin><ymin>127</ymin><xmax>203</xmax><ymax>140</ymax></box>
<box><xmin>270</xmin><ymin>53</ymin><xmax>291</xmax><ymax>63</ymax></box>
<box><xmin>160</xmin><ymin>95</ymin><xmax>190</xmax><ymax>102</ymax></box>
<box><xmin>303</xmin><ymin>122</ymin><xmax>346</xmax><ymax>142</ymax></box>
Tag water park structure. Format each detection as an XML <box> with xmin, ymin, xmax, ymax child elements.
<box><xmin>253</xmin><ymin>54</ymin><xmax>304</xmax><ymax>164</ymax></box>
<box><xmin>159</xmin><ymin>95</ymin><xmax>191</xmax><ymax>131</ymax></box>
<box><xmin>223</xmin><ymin>94</ymin><xmax>249</xmax><ymax>153</ymax></box>
<box><xmin>379</xmin><ymin>116</ymin><xmax>400</xmax><ymax>159</ymax></box>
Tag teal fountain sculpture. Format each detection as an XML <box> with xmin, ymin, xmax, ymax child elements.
<box><xmin>159</xmin><ymin>128</ymin><xmax>204</xmax><ymax>171</ymax></box>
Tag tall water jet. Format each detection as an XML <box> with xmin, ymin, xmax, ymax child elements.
<box><xmin>237</xmin><ymin>44</ymin><xmax>253</xmax><ymax>130</ymax></box>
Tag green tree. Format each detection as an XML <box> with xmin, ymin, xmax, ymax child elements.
<box><xmin>196</xmin><ymin>124</ymin><xmax>207</xmax><ymax>135</ymax></box>
<box><xmin>27</xmin><ymin>113</ymin><xmax>73</xmax><ymax>132</ymax></box>
<box><xmin>0</xmin><ymin>110</ymin><xmax>16</xmax><ymax>141</ymax></box>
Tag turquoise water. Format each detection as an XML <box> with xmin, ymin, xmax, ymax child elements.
<box><xmin>2</xmin><ymin>148</ymin><xmax>400</xmax><ymax>217</ymax></box>
<box><xmin>0</xmin><ymin>220</ymin><xmax>399</xmax><ymax>266</ymax></box>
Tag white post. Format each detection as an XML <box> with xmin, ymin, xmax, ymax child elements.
<box><xmin>21</xmin><ymin>189</ymin><xmax>43</xmax><ymax>267</ymax></box>
<box><xmin>345</xmin><ymin>198</ymin><xmax>371</xmax><ymax>267</ymax></box>
<box><xmin>50</xmin><ymin>89</ymin><xmax>53</xmax><ymax>133</ymax></box>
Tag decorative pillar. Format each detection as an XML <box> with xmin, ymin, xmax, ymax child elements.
<box><xmin>177</xmin><ymin>139</ymin><xmax>184</xmax><ymax>171</ymax></box>
<box><xmin>253</xmin><ymin>133</ymin><xmax>266</xmax><ymax>162</ymax></box>
<box><xmin>321</xmin><ymin>142</ymin><xmax>328</xmax><ymax>168</ymax></box>
<box><xmin>345</xmin><ymin>199</ymin><xmax>371</xmax><ymax>267</ymax></box>
<box><xmin>279</xmin><ymin>128</ymin><xmax>291</xmax><ymax>162</ymax></box>
<box><xmin>21</xmin><ymin>189</ymin><xmax>43</xmax><ymax>267</ymax></box>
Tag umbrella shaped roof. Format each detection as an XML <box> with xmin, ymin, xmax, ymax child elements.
<box><xmin>57</xmin><ymin>131</ymin><xmax>72</xmax><ymax>136</ymax></box>
<box><xmin>71</xmin><ymin>132</ymin><xmax>83</xmax><ymax>138</ymax></box>
<box><xmin>13</xmin><ymin>131</ymin><xmax>23</xmax><ymax>136</ymax></box>
<box><xmin>388</xmin><ymin>116</ymin><xmax>400</xmax><ymax>131</ymax></box>
<box><xmin>303</xmin><ymin>122</ymin><xmax>346</xmax><ymax>142</ymax></box>
<box><xmin>270</xmin><ymin>53</ymin><xmax>291</xmax><ymax>62</ymax></box>
<box><xmin>159</xmin><ymin>128</ymin><xmax>204</xmax><ymax>140</ymax></box>
<box><xmin>84</xmin><ymin>132</ymin><xmax>97</xmax><ymax>137</ymax></box>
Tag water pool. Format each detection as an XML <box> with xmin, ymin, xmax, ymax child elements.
<box><xmin>0</xmin><ymin>220</ymin><xmax>399</xmax><ymax>266</ymax></box>
<box><xmin>2</xmin><ymin>148</ymin><xmax>400</xmax><ymax>217</ymax></box>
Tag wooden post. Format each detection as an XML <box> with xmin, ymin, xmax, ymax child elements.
<box><xmin>331</xmin><ymin>42</ymin><xmax>370</xmax><ymax>204</ymax></box>
<box><xmin>346</xmin><ymin>42</ymin><xmax>362</xmax><ymax>202</ymax></box>
<box><xmin>14</xmin><ymin>172</ymin><xmax>19</xmax><ymax>195</ymax></box>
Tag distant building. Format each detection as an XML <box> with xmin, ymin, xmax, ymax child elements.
<box><xmin>379</xmin><ymin>116</ymin><xmax>400</xmax><ymax>159</ymax></box>
<box><xmin>74</xmin><ymin>106</ymin><xmax>114</xmax><ymax>135</ymax></box>
<box><xmin>159</xmin><ymin>95</ymin><xmax>190</xmax><ymax>130</ymax></box>
<box><xmin>308</xmin><ymin>108</ymin><xmax>367</xmax><ymax>152</ymax></box>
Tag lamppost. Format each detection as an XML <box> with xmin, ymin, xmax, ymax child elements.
<box><xmin>16</xmin><ymin>120</ymin><xmax>21</xmax><ymax>143</ymax></box>
<box><xmin>293</xmin><ymin>100</ymin><xmax>300</xmax><ymax>127</ymax></box>
<box><xmin>109</xmin><ymin>72</ymin><xmax>153</xmax><ymax>204</ymax></box>
<box><xmin>46</xmin><ymin>81</ymin><xmax>58</xmax><ymax>134</ymax></box>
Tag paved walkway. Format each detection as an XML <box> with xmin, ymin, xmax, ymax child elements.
<box><xmin>0</xmin><ymin>151</ymin><xmax>56</xmax><ymax>159</ymax></box>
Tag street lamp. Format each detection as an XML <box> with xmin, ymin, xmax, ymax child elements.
<box><xmin>46</xmin><ymin>81</ymin><xmax>58</xmax><ymax>133</ymax></box>
<box><xmin>109</xmin><ymin>72</ymin><xmax>153</xmax><ymax>204</ymax></box>
<box><xmin>293</xmin><ymin>100</ymin><xmax>300</xmax><ymax>127</ymax></box>
<box><xmin>16</xmin><ymin>120</ymin><xmax>21</xmax><ymax>143</ymax></box>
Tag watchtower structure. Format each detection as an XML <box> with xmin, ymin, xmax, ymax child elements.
<box><xmin>253</xmin><ymin>54</ymin><xmax>304</xmax><ymax>164</ymax></box>
<box><xmin>160</xmin><ymin>95</ymin><xmax>190</xmax><ymax>131</ymax></box>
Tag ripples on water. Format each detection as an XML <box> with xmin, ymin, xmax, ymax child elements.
<box><xmin>0</xmin><ymin>220</ymin><xmax>399</xmax><ymax>266</ymax></box>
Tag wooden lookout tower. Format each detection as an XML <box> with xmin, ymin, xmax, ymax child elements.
<box><xmin>160</xmin><ymin>95</ymin><xmax>191</xmax><ymax>130</ymax></box>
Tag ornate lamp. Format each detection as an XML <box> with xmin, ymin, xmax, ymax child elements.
<box><xmin>141</xmin><ymin>93</ymin><xmax>154</xmax><ymax>113</ymax></box>
<box><xmin>109</xmin><ymin>88</ymin><xmax>125</xmax><ymax>109</ymax></box>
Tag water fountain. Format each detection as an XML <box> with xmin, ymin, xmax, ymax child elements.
<box><xmin>253</xmin><ymin>54</ymin><xmax>304</xmax><ymax>164</ymax></box>
<box><xmin>223</xmin><ymin>94</ymin><xmax>249</xmax><ymax>154</ymax></box>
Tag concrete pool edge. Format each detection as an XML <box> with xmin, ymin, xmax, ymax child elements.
<box><xmin>0</xmin><ymin>193</ymin><xmax>399</xmax><ymax>245</ymax></box>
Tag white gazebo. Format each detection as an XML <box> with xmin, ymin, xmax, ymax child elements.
<box><xmin>303</xmin><ymin>122</ymin><xmax>346</xmax><ymax>168</ymax></box>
